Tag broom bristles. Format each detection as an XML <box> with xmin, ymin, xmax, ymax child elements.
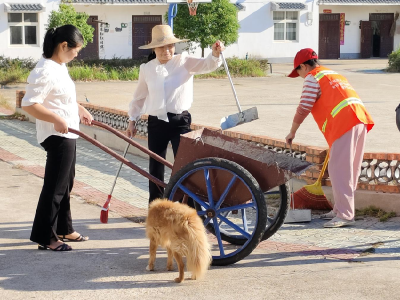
<box><xmin>291</xmin><ymin>188</ymin><xmax>333</xmax><ymax>210</ymax></box>
<box><xmin>100</xmin><ymin>195</ymin><xmax>112</xmax><ymax>224</ymax></box>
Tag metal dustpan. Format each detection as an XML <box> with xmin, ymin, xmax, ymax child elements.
<box><xmin>285</xmin><ymin>179</ymin><xmax>312</xmax><ymax>223</ymax></box>
<box><xmin>220</xmin><ymin>52</ymin><xmax>258</xmax><ymax>130</ymax></box>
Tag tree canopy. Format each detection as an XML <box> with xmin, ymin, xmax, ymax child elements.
<box><xmin>47</xmin><ymin>3</ymin><xmax>94</xmax><ymax>48</ymax></box>
<box><xmin>171</xmin><ymin>0</ymin><xmax>240</xmax><ymax>57</ymax></box>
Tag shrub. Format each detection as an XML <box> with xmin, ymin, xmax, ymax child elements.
<box><xmin>0</xmin><ymin>56</ymin><xmax>268</xmax><ymax>84</ymax></box>
<box><xmin>70</xmin><ymin>57</ymin><xmax>146</xmax><ymax>68</ymax></box>
<box><xmin>387</xmin><ymin>48</ymin><xmax>400</xmax><ymax>72</ymax></box>
<box><xmin>0</xmin><ymin>56</ymin><xmax>32</xmax><ymax>85</ymax></box>
<box><xmin>196</xmin><ymin>57</ymin><xmax>269</xmax><ymax>78</ymax></box>
<box><xmin>0</xmin><ymin>56</ymin><xmax>37</xmax><ymax>70</ymax></box>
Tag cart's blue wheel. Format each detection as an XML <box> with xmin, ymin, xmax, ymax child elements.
<box><xmin>216</xmin><ymin>183</ymin><xmax>290</xmax><ymax>246</ymax></box>
<box><xmin>262</xmin><ymin>184</ymin><xmax>290</xmax><ymax>241</ymax></box>
<box><xmin>164</xmin><ymin>157</ymin><xmax>267</xmax><ymax>266</ymax></box>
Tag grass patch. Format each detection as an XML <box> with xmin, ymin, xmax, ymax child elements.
<box><xmin>0</xmin><ymin>112</ymin><xmax>27</xmax><ymax>121</ymax></box>
<box><xmin>355</xmin><ymin>206</ymin><xmax>396</xmax><ymax>222</ymax></box>
<box><xmin>195</xmin><ymin>57</ymin><xmax>269</xmax><ymax>78</ymax></box>
<box><xmin>68</xmin><ymin>64</ymin><xmax>140</xmax><ymax>81</ymax></box>
<box><xmin>0</xmin><ymin>56</ymin><xmax>269</xmax><ymax>84</ymax></box>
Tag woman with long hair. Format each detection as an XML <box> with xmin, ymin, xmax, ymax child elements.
<box><xmin>22</xmin><ymin>25</ymin><xmax>93</xmax><ymax>251</ymax></box>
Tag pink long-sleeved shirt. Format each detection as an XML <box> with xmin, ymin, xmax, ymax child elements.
<box><xmin>293</xmin><ymin>74</ymin><xmax>321</xmax><ymax>124</ymax></box>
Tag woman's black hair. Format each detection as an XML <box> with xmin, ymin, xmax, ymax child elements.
<box><xmin>147</xmin><ymin>51</ymin><xmax>156</xmax><ymax>62</ymax></box>
<box><xmin>295</xmin><ymin>58</ymin><xmax>320</xmax><ymax>70</ymax></box>
<box><xmin>43</xmin><ymin>25</ymin><xmax>84</xmax><ymax>58</ymax></box>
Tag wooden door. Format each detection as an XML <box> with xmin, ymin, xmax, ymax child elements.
<box><xmin>132</xmin><ymin>16</ymin><xmax>162</xmax><ymax>59</ymax></box>
<box><xmin>78</xmin><ymin>16</ymin><xmax>99</xmax><ymax>60</ymax></box>
<box><xmin>360</xmin><ymin>21</ymin><xmax>372</xmax><ymax>58</ymax></box>
<box><xmin>319</xmin><ymin>14</ymin><xmax>340</xmax><ymax>59</ymax></box>
<box><xmin>369</xmin><ymin>13</ymin><xmax>394</xmax><ymax>58</ymax></box>
<box><xmin>318</xmin><ymin>20</ymin><xmax>328</xmax><ymax>59</ymax></box>
<box><xmin>379</xmin><ymin>20</ymin><xmax>394</xmax><ymax>58</ymax></box>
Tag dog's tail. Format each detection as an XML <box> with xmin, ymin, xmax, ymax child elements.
<box><xmin>186</xmin><ymin>217</ymin><xmax>212</xmax><ymax>280</ymax></box>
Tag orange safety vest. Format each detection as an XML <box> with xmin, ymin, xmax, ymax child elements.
<box><xmin>308</xmin><ymin>66</ymin><xmax>374</xmax><ymax>147</ymax></box>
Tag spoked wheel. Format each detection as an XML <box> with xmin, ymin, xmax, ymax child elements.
<box><xmin>262</xmin><ymin>183</ymin><xmax>290</xmax><ymax>241</ymax></box>
<box><xmin>208</xmin><ymin>184</ymin><xmax>290</xmax><ymax>246</ymax></box>
<box><xmin>164</xmin><ymin>157</ymin><xmax>267</xmax><ymax>266</ymax></box>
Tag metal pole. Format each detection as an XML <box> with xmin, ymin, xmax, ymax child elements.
<box><xmin>168</xmin><ymin>4</ymin><xmax>178</xmax><ymax>31</ymax></box>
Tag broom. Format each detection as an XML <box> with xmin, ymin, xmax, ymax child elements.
<box><xmin>100</xmin><ymin>143</ymin><xmax>130</xmax><ymax>223</ymax></box>
<box><xmin>291</xmin><ymin>150</ymin><xmax>333</xmax><ymax>210</ymax></box>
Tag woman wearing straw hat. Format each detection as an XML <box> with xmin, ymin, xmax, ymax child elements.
<box><xmin>126</xmin><ymin>25</ymin><xmax>224</xmax><ymax>203</ymax></box>
<box><xmin>285</xmin><ymin>48</ymin><xmax>374</xmax><ymax>228</ymax></box>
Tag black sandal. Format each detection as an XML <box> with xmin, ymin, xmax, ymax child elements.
<box><xmin>58</xmin><ymin>234</ymin><xmax>89</xmax><ymax>242</ymax></box>
<box><xmin>38</xmin><ymin>243</ymin><xmax>72</xmax><ymax>251</ymax></box>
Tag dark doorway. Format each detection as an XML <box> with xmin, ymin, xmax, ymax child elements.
<box><xmin>319</xmin><ymin>14</ymin><xmax>340</xmax><ymax>59</ymax></box>
<box><xmin>78</xmin><ymin>16</ymin><xmax>99</xmax><ymax>60</ymax></box>
<box><xmin>132</xmin><ymin>15</ymin><xmax>162</xmax><ymax>59</ymax></box>
<box><xmin>369</xmin><ymin>13</ymin><xmax>394</xmax><ymax>58</ymax></box>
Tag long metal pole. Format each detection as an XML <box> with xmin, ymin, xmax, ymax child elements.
<box><xmin>220</xmin><ymin>51</ymin><xmax>243</xmax><ymax>113</ymax></box>
<box><xmin>168</xmin><ymin>4</ymin><xmax>178</xmax><ymax>31</ymax></box>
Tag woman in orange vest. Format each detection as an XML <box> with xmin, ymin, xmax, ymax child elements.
<box><xmin>285</xmin><ymin>48</ymin><xmax>374</xmax><ymax>228</ymax></box>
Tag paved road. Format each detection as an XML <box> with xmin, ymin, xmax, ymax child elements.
<box><xmin>2</xmin><ymin>59</ymin><xmax>399</xmax><ymax>152</ymax></box>
<box><xmin>1</xmin><ymin>117</ymin><xmax>400</xmax><ymax>299</ymax></box>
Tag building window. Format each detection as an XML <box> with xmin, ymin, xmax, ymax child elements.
<box><xmin>273</xmin><ymin>11</ymin><xmax>298</xmax><ymax>41</ymax></box>
<box><xmin>8</xmin><ymin>13</ymin><xmax>38</xmax><ymax>45</ymax></box>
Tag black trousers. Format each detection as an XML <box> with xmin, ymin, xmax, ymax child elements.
<box><xmin>30</xmin><ymin>136</ymin><xmax>76</xmax><ymax>245</ymax></box>
<box><xmin>148</xmin><ymin>111</ymin><xmax>191</xmax><ymax>202</ymax></box>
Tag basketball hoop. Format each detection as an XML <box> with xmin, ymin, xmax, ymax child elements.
<box><xmin>187</xmin><ymin>0</ymin><xmax>199</xmax><ymax>16</ymax></box>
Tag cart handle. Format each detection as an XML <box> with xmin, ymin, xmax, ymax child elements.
<box><xmin>68</xmin><ymin>127</ymin><xmax>167</xmax><ymax>188</ymax></box>
<box><xmin>91</xmin><ymin>120</ymin><xmax>173</xmax><ymax>169</ymax></box>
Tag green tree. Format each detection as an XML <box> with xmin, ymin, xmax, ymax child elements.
<box><xmin>47</xmin><ymin>3</ymin><xmax>94</xmax><ymax>47</ymax></box>
<box><xmin>170</xmin><ymin>0</ymin><xmax>240</xmax><ymax>57</ymax></box>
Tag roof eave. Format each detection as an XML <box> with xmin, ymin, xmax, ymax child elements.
<box><xmin>71</xmin><ymin>2</ymin><xmax>167</xmax><ymax>4</ymax></box>
<box><xmin>318</xmin><ymin>1</ymin><xmax>400</xmax><ymax>5</ymax></box>
<box><xmin>4</xmin><ymin>3</ymin><xmax>47</xmax><ymax>12</ymax></box>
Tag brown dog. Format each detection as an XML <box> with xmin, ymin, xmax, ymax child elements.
<box><xmin>145</xmin><ymin>199</ymin><xmax>211</xmax><ymax>283</ymax></box>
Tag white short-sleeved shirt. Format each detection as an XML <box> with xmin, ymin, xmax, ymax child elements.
<box><xmin>128</xmin><ymin>52</ymin><xmax>222</xmax><ymax>122</ymax></box>
<box><xmin>22</xmin><ymin>57</ymin><xmax>80</xmax><ymax>144</ymax></box>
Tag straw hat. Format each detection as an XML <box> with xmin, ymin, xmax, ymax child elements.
<box><xmin>138</xmin><ymin>25</ymin><xmax>188</xmax><ymax>49</ymax></box>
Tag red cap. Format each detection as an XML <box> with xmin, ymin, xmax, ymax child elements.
<box><xmin>288</xmin><ymin>48</ymin><xmax>318</xmax><ymax>78</ymax></box>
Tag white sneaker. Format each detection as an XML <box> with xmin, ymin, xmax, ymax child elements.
<box><xmin>320</xmin><ymin>210</ymin><xmax>336</xmax><ymax>220</ymax></box>
<box><xmin>324</xmin><ymin>217</ymin><xmax>355</xmax><ymax>228</ymax></box>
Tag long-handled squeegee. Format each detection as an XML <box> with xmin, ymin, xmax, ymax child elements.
<box><xmin>220</xmin><ymin>51</ymin><xmax>259</xmax><ymax>130</ymax></box>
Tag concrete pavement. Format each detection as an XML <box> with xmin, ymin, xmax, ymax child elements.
<box><xmin>1</xmin><ymin>117</ymin><xmax>400</xmax><ymax>300</ymax></box>
<box><xmin>1</xmin><ymin>59</ymin><xmax>400</xmax><ymax>299</ymax></box>
<box><xmin>2</xmin><ymin>59</ymin><xmax>399</xmax><ymax>152</ymax></box>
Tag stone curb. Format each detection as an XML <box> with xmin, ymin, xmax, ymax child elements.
<box><xmin>14</xmin><ymin>90</ymin><xmax>400</xmax><ymax>194</ymax></box>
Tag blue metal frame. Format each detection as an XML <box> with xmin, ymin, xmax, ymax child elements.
<box><xmin>168</xmin><ymin>4</ymin><xmax>178</xmax><ymax>31</ymax></box>
<box><xmin>167</xmin><ymin>165</ymin><xmax>260</xmax><ymax>260</ymax></box>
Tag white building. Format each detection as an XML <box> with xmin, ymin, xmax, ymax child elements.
<box><xmin>318</xmin><ymin>0</ymin><xmax>400</xmax><ymax>59</ymax></box>
<box><xmin>0</xmin><ymin>0</ymin><xmax>398</xmax><ymax>62</ymax></box>
<box><xmin>223</xmin><ymin>0</ymin><xmax>319</xmax><ymax>62</ymax></box>
<box><xmin>0</xmin><ymin>0</ymin><xmax>58</xmax><ymax>59</ymax></box>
